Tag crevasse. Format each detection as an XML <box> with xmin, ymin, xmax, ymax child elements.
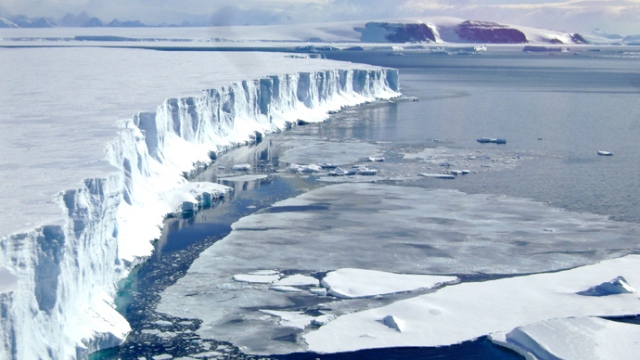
<box><xmin>0</xmin><ymin>67</ymin><xmax>399</xmax><ymax>359</ymax></box>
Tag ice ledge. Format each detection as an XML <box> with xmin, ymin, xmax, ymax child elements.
<box><xmin>0</xmin><ymin>63</ymin><xmax>399</xmax><ymax>359</ymax></box>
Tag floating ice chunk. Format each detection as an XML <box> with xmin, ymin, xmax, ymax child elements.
<box><xmin>490</xmin><ymin>317</ymin><xmax>640</xmax><ymax>360</ymax></box>
<box><xmin>357</xmin><ymin>167</ymin><xmax>378</xmax><ymax>175</ymax></box>
<box><xmin>577</xmin><ymin>276</ymin><xmax>635</xmax><ymax>296</ymax></box>
<box><xmin>368</xmin><ymin>156</ymin><xmax>385</xmax><ymax>162</ymax></box>
<box><xmin>329</xmin><ymin>167</ymin><xmax>357</xmax><ymax>176</ymax></box>
<box><xmin>192</xmin><ymin>351</ymin><xmax>221</xmax><ymax>358</ymax></box>
<box><xmin>419</xmin><ymin>173</ymin><xmax>456</xmax><ymax>179</ymax></box>
<box><xmin>270</xmin><ymin>285</ymin><xmax>304</xmax><ymax>293</ymax></box>
<box><xmin>449</xmin><ymin>169</ymin><xmax>470</xmax><ymax>176</ymax></box>
<box><xmin>273</xmin><ymin>274</ymin><xmax>320</xmax><ymax>287</ymax></box>
<box><xmin>310</xmin><ymin>287</ymin><xmax>328</xmax><ymax>296</ymax></box>
<box><xmin>154</xmin><ymin>320</ymin><xmax>173</xmax><ymax>327</ymax></box>
<box><xmin>321</xmin><ymin>268</ymin><xmax>458</xmax><ymax>299</ymax></box>
<box><xmin>319</xmin><ymin>163</ymin><xmax>338</xmax><ymax>169</ymax></box>
<box><xmin>477</xmin><ymin>137</ymin><xmax>506</xmax><ymax>144</ymax></box>
<box><xmin>233</xmin><ymin>270</ymin><xmax>281</xmax><ymax>284</ymax></box>
<box><xmin>218</xmin><ymin>174</ymin><xmax>268</xmax><ymax>182</ymax></box>
<box><xmin>152</xmin><ymin>354</ymin><xmax>173</xmax><ymax>360</ymax></box>
<box><xmin>382</xmin><ymin>315</ymin><xmax>405</xmax><ymax>333</ymax></box>
<box><xmin>232</xmin><ymin>163</ymin><xmax>252</xmax><ymax>171</ymax></box>
<box><xmin>288</xmin><ymin>163</ymin><xmax>322</xmax><ymax>173</ymax></box>
<box><xmin>598</xmin><ymin>150</ymin><xmax>614</xmax><ymax>156</ymax></box>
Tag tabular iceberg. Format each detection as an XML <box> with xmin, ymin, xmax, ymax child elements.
<box><xmin>0</xmin><ymin>49</ymin><xmax>399</xmax><ymax>359</ymax></box>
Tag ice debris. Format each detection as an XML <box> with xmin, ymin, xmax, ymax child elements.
<box><xmin>577</xmin><ymin>276</ymin><xmax>635</xmax><ymax>296</ymax></box>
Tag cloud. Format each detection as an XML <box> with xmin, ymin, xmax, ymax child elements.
<box><xmin>1</xmin><ymin>0</ymin><xmax>638</xmax><ymax>34</ymax></box>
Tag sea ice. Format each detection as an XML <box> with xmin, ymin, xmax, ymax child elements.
<box><xmin>321</xmin><ymin>268</ymin><xmax>457</xmax><ymax>298</ymax></box>
<box><xmin>158</xmin><ymin>183</ymin><xmax>640</xmax><ymax>354</ymax></box>
<box><xmin>304</xmin><ymin>255</ymin><xmax>640</xmax><ymax>353</ymax></box>
<box><xmin>273</xmin><ymin>274</ymin><xmax>320</xmax><ymax>287</ymax></box>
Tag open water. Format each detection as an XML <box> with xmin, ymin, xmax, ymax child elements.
<box><xmin>95</xmin><ymin>47</ymin><xmax>640</xmax><ymax>359</ymax></box>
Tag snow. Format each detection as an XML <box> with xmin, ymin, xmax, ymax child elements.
<box><xmin>321</xmin><ymin>268</ymin><xmax>457</xmax><ymax>298</ymax></box>
<box><xmin>303</xmin><ymin>255</ymin><xmax>640</xmax><ymax>353</ymax></box>
<box><xmin>490</xmin><ymin>316</ymin><xmax>640</xmax><ymax>360</ymax></box>
<box><xmin>0</xmin><ymin>46</ymin><xmax>398</xmax><ymax>359</ymax></box>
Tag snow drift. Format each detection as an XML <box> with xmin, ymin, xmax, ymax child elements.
<box><xmin>0</xmin><ymin>51</ymin><xmax>399</xmax><ymax>359</ymax></box>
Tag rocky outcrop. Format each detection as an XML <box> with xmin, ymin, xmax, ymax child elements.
<box><xmin>455</xmin><ymin>20</ymin><xmax>527</xmax><ymax>44</ymax></box>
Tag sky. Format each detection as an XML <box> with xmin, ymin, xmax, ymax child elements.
<box><xmin>0</xmin><ymin>0</ymin><xmax>639</xmax><ymax>35</ymax></box>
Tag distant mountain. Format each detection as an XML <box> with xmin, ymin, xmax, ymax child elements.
<box><xmin>356</xmin><ymin>19</ymin><xmax>589</xmax><ymax>45</ymax></box>
<box><xmin>59</xmin><ymin>11</ymin><xmax>106</xmax><ymax>27</ymax></box>
<box><xmin>0</xmin><ymin>12</ymin><xmax>151</xmax><ymax>28</ymax></box>
<box><xmin>8</xmin><ymin>15</ymin><xmax>57</xmax><ymax>28</ymax></box>
<box><xmin>0</xmin><ymin>17</ymin><xmax>18</xmax><ymax>28</ymax></box>
<box><xmin>107</xmin><ymin>19</ymin><xmax>146</xmax><ymax>28</ymax></box>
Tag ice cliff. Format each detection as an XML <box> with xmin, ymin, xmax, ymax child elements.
<box><xmin>0</xmin><ymin>66</ymin><xmax>399</xmax><ymax>359</ymax></box>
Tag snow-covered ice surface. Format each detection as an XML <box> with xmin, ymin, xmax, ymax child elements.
<box><xmin>490</xmin><ymin>316</ymin><xmax>640</xmax><ymax>360</ymax></box>
<box><xmin>322</xmin><ymin>268</ymin><xmax>457</xmax><ymax>299</ymax></box>
<box><xmin>304</xmin><ymin>255</ymin><xmax>640</xmax><ymax>353</ymax></box>
<box><xmin>0</xmin><ymin>46</ymin><xmax>398</xmax><ymax>359</ymax></box>
<box><xmin>158</xmin><ymin>182</ymin><xmax>640</xmax><ymax>355</ymax></box>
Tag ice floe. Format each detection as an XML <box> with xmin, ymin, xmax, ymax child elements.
<box><xmin>321</xmin><ymin>268</ymin><xmax>457</xmax><ymax>298</ymax></box>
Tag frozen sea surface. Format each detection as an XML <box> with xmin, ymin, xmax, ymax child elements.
<box><xmin>158</xmin><ymin>182</ymin><xmax>640</xmax><ymax>354</ymax></box>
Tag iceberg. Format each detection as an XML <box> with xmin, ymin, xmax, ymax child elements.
<box><xmin>0</xmin><ymin>47</ymin><xmax>399</xmax><ymax>359</ymax></box>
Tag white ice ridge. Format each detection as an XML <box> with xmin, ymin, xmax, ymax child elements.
<box><xmin>490</xmin><ymin>316</ymin><xmax>640</xmax><ymax>360</ymax></box>
<box><xmin>0</xmin><ymin>47</ymin><xmax>399</xmax><ymax>359</ymax></box>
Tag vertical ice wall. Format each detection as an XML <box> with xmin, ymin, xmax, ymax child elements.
<box><xmin>0</xmin><ymin>67</ymin><xmax>399</xmax><ymax>359</ymax></box>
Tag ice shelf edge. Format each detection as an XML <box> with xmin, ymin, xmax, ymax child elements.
<box><xmin>0</xmin><ymin>67</ymin><xmax>400</xmax><ymax>359</ymax></box>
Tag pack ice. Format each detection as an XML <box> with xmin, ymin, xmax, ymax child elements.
<box><xmin>0</xmin><ymin>47</ymin><xmax>399</xmax><ymax>359</ymax></box>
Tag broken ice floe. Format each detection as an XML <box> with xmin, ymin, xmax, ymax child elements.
<box><xmin>288</xmin><ymin>163</ymin><xmax>322</xmax><ymax>173</ymax></box>
<box><xmin>273</xmin><ymin>274</ymin><xmax>320</xmax><ymax>287</ymax></box>
<box><xmin>321</xmin><ymin>268</ymin><xmax>457</xmax><ymax>299</ymax></box>
<box><xmin>163</xmin><ymin>182</ymin><xmax>232</xmax><ymax>216</ymax></box>
<box><xmin>233</xmin><ymin>270</ymin><xmax>281</xmax><ymax>284</ymax></box>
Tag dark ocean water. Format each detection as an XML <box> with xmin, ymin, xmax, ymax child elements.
<box><xmin>96</xmin><ymin>48</ymin><xmax>640</xmax><ymax>359</ymax></box>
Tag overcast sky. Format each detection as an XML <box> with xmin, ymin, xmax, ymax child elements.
<box><xmin>1</xmin><ymin>0</ymin><xmax>638</xmax><ymax>35</ymax></box>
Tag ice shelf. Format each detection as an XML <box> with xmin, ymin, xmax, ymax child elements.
<box><xmin>0</xmin><ymin>47</ymin><xmax>399</xmax><ymax>359</ymax></box>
